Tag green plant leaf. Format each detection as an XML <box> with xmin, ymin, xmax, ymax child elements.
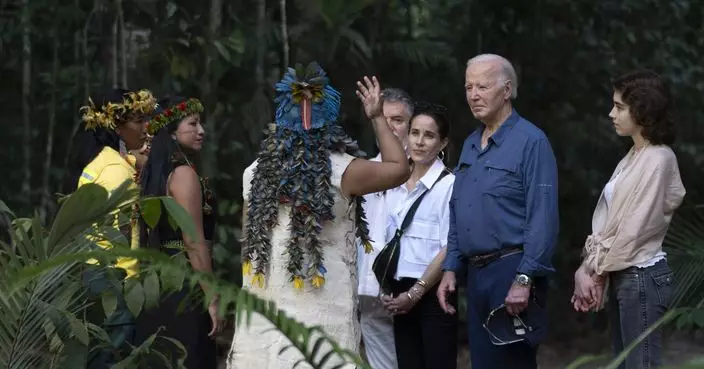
<box><xmin>66</xmin><ymin>314</ymin><xmax>90</xmax><ymax>345</ymax></box>
<box><xmin>141</xmin><ymin>198</ymin><xmax>162</xmax><ymax>229</ymax></box>
<box><xmin>0</xmin><ymin>199</ymin><xmax>15</xmax><ymax>217</ymax></box>
<box><xmin>143</xmin><ymin>271</ymin><xmax>161</xmax><ymax>310</ymax></box>
<box><xmin>124</xmin><ymin>279</ymin><xmax>145</xmax><ymax>317</ymax></box>
<box><xmin>102</xmin><ymin>291</ymin><xmax>118</xmax><ymax>319</ymax></box>
<box><xmin>161</xmin><ymin>197</ymin><xmax>198</xmax><ymax>241</ymax></box>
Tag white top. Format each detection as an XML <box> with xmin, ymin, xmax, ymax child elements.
<box><xmin>357</xmin><ymin>153</ymin><xmax>388</xmax><ymax>297</ymax></box>
<box><xmin>231</xmin><ymin>151</ymin><xmax>360</xmax><ymax>369</ymax></box>
<box><xmin>384</xmin><ymin>158</ymin><xmax>455</xmax><ymax>280</ymax></box>
<box><xmin>603</xmin><ymin>170</ymin><xmax>666</xmax><ymax>269</ymax></box>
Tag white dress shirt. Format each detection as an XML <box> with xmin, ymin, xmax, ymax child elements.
<box><xmin>357</xmin><ymin>154</ymin><xmax>388</xmax><ymax>297</ymax></box>
<box><xmin>385</xmin><ymin>158</ymin><xmax>455</xmax><ymax>280</ymax></box>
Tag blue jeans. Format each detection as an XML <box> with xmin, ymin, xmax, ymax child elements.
<box><xmin>609</xmin><ymin>259</ymin><xmax>673</xmax><ymax>369</ymax></box>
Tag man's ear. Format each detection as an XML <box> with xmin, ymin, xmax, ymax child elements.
<box><xmin>504</xmin><ymin>80</ymin><xmax>513</xmax><ymax>100</ymax></box>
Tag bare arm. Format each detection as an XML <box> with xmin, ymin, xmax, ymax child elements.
<box><xmin>168</xmin><ymin>166</ymin><xmax>213</xmax><ymax>292</ymax></box>
<box><xmin>342</xmin><ymin>76</ymin><xmax>410</xmax><ymax>197</ymax></box>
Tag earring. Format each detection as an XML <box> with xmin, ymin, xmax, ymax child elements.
<box><xmin>438</xmin><ymin>150</ymin><xmax>445</xmax><ymax>161</ymax></box>
<box><xmin>119</xmin><ymin>140</ymin><xmax>128</xmax><ymax>157</ymax></box>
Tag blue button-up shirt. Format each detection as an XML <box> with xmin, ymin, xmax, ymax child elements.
<box><xmin>442</xmin><ymin>110</ymin><xmax>559</xmax><ymax>277</ymax></box>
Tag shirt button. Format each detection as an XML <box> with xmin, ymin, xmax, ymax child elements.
<box><xmin>473</xmin><ymin>178</ymin><xmax>478</xmax><ymax>182</ymax></box>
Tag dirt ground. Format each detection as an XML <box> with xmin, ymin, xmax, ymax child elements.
<box><xmin>216</xmin><ymin>328</ymin><xmax>704</xmax><ymax>369</ymax></box>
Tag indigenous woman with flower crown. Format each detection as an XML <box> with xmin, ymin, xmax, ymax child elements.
<box><xmin>227</xmin><ymin>63</ymin><xmax>410</xmax><ymax>369</ymax></box>
<box><xmin>134</xmin><ymin>96</ymin><xmax>223</xmax><ymax>369</ymax></box>
<box><xmin>65</xmin><ymin>88</ymin><xmax>157</xmax><ymax>369</ymax></box>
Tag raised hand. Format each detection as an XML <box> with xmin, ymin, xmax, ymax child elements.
<box><xmin>355</xmin><ymin>76</ymin><xmax>383</xmax><ymax>119</ymax></box>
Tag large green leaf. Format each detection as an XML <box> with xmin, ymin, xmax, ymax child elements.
<box><xmin>124</xmin><ymin>279</ymin><xmax>145</xmax><ymax>317</ymax></box>
<box><xmin>48</xmin><ymin>182</ymin><xmax>137</xmax><ymax>248</ymax></box>
<box><xmin>160</xmin><ymin>197</ymin><xmax>198</xmax><ymax>241</ymax></box>
<box><xmin>140</xmin><ymin>198</ymin><xmax>163</xmax><ymax>229</ymax></box>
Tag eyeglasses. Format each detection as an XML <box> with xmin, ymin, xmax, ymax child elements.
<box><xmin>482</xmin><ymin>304</ymin><xmax>532</xmax><ymax>346</ymax></box>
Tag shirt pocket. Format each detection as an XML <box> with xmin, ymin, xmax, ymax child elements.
<box><xmin>401</xmin><ymin>220</ymin><xmax>442</xmax><ymax>265</ymax></box>
<box><xmin>483</xmin><ymin>161</ymin><xmax>523</xmax><ymax>200</ymax></box>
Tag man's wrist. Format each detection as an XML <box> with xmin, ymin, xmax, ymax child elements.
<box><xmin>514</xmin><ymin>273</ymin><xmax>532</xmax><ymax>287</ymax></box>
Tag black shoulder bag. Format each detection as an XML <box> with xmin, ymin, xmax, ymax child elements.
<box><xmin>372</xmin><ymin>169</ymin><xmax>450</xmax><ymax>295</ymax></box>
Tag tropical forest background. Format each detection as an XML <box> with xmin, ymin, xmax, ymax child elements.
<box><xmin>1</xmin><ymin>0</ymin><xmax>704</xmax><ymax>367</ymax></box>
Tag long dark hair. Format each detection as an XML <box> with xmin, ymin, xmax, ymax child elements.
<box><xmin>139</xmin><ymin>96</ymin><xmax>192</xmax><ymax>248</ymax></box>
<box><xmin>63</xmin><ymin>88</ymin><xmax>130</xmax><ymax>193</ymax></box>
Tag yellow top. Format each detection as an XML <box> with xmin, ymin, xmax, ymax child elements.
<box><xmin>78</xmin><ymin>146</ymin><xmax>139</xmax><ymax>278</ymax></box>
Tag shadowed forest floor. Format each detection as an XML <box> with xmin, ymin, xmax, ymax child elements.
<box><xmin>216</xmin><ymin>328</ymin><xmax>704</xmax><ymax>369</ymax></box>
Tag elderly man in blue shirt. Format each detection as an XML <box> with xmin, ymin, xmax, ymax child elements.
<box><xmin>437</xmin><ymin>54</ymin><xmax>559</xmax><ymax>369</ymax></box>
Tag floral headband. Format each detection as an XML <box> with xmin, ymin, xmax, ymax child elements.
<box><xmin>80</xmin><ymin>90</ymin><xmax>157</xmax><ymax>131</ymax></box>
<box><xmin>148</xmin><ymin>98</ymin><xmax>204</xmax><ymax>135</ymax></box>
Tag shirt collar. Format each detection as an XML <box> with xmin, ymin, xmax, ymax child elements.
<box><xmin>472</xmin><ymin>109</ymin><xmax>520</xmax><ymax>148</ymax></box>
<box><xmin>418</xmin><ymin>158</ymin><xmax>447</xmax><ymax>190</ymax></box>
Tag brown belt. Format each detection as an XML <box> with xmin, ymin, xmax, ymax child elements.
<box><xmin>468</xmin><ymin>246</ymin><xmax>523</xmax><ymax>268</ymax></box>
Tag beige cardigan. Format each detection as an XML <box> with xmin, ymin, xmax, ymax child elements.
<box><xmin>583</xmin><ymin>145</ymin><xmax>686</xmax><ymax>275</ymax></box>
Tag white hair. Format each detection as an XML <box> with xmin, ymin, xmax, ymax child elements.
<box><xmin>466</xmin><ymin>54</ymin><xmax>518</xmax><ymax>99</ymax></box>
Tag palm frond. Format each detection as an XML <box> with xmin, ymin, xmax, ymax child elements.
<box><xmin>9</xmin><ymin>248</ymin><xmax>371</xmax><ymax>369</ymax></box>
<box><xmin>664</xmin><ymin>206</ymin><xmax>704</xmax><ymax>308</ymax></box>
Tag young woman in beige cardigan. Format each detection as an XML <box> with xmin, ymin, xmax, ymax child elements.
<box><xmin>572</xmin><ymin>70</ymin><xmax>686</xmax><ymax>369</ymax></box>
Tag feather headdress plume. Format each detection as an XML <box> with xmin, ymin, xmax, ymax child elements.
<box><xmin>242</xmin><ymin>62</ymin><xmax>371</xmax><ymax>290</ymax></box>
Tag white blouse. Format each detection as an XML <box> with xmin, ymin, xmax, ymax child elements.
<box><xmin>384</xmin><ymin>158</ymin><xmax>455</xmax><ymax>280</ymax></box>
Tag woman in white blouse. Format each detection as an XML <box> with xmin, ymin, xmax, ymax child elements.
<box><xmin>381</xmin><ymin>102</ymin><xmax>457</xmax><ymax>369</ymax></box>
<box><xmin>572</xmin><ymin>70</ymin><xmax>686</xmax><ymax>369</ymax></box>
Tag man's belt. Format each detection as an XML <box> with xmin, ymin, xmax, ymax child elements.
<box><xmin>468</xmin><ymin>246</ymin><xmax>523</xmax><ymax>269</ymax></box>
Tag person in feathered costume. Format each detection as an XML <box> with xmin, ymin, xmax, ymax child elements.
<box><xmin>229</xmin><ymin>63</ymin><xmax>410</xmax><ymax>369</ymax></box>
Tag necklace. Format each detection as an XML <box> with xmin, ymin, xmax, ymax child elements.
<box><xmin>118</xmin><ymin>140</ymin><xmax>142</xmax><ymax>250</ymax></box>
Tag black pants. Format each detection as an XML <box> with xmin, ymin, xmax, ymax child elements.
<box><xmin>391</xmin><ymin>278</ymin><xmax>458</xmax><ymax>369</ymax></box>
<box><xmin>83</xmin><ymin>267</ymin><xmax>135</xmax><ymax>369</ymax></box>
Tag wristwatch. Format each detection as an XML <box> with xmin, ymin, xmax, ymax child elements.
<box><xmin>514</xmin><ymin>274</ymin><xmax>532</xmax><ymax>286</ymax></box>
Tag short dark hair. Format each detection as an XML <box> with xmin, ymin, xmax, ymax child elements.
<box><xmin>612</xmin><ymin>70</ymin><xmax>675</xmax><ymax>145</ymax></box>
<box><xmin>381</xmin><ymin>88</ymin><xmax>414</xmax><ymax>115</ymax></box>
<box><xmin>410</xmin><ymin>101</ymin><xmax>450</xmax><ymax>139</ymax></box>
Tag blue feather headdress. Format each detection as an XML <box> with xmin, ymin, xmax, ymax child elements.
<box><xmin>274</xmin><ymin>62</ymin><xmax>342</xmax><ymax>132</ymax></box>
<box><xmin>242</xmin><ymin>62</ymin><xmax>372</xmax><ymax>290</ymax></box>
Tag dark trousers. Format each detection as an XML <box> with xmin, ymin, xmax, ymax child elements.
<box><xmin>83</xmin><ymin>266</ymin><xmax>135</xmax><ymax>369</ymax></box>
<box><xmin>465</xmin><ymin>253</ymin><xmax>545</xmax><ymax>369</ymax></box>
<box><xmin>391</xmin><ymin>278</ymin><xmax>458</xmax><ymax>369</ymax></box>
<box><xmin>609</xmin><ymin>259</ymin><xmax>673</xmax><ymax>369</ymax></box>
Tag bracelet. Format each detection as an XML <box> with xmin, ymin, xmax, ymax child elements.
<box><xmin>416</xmin><ymin>279</ymin><xmax>428</xmax><ymax>287</ymax></box>
<box><xmin>406</xmin><ymin>292</ymin><xmax>417</xmax><ymax>302</ymax></box>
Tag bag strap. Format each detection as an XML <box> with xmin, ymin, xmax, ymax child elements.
<box><xmin>397</xmin><ymin>168</ymin><xmax>451</xmax><ymax>234</ymax></box>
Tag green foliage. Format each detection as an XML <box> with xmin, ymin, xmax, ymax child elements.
<box><xmin>1</xmin><ymin>182</ymin><xmax>370</xmax><ymax>369</ymax></box>
<box><xmin>2</xmin><ymin>0</ymin><xmax>704</xmax><ymax>362</ymax></box>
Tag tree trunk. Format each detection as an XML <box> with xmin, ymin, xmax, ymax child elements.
<box><xmin>20</xmin><ymin>0</ymin><xmax>32</xmax><ymax>204</ymax></box>
<box><xmin>118</xmin><ymin>0</ymin><xmax>128</xmax><ymax>88</ymax></box>
<box><xmin>41</xmin><ymin>34</ymin><xmax>60</xmax><ymax>220</ymax></box>
<box><xmin>63</xmin><ymin>0</ymin><xmax>98</xmax><ymax>177</ymax></box>
<box><xmin>111</xmin><ymin>0</ymin><xmax>119</xmax><ymax>88</ymax></box>
<box><xmin>255</xmin><ymin>0</ymin><xmax>266</xmax><ymax>90</ymax></box>
<box><xmin>280</xmin><ymin>0</ymin><xmax>288</xmax><ymax>68</ymax></box>
<box><xmin>199</xmin><ymin>0</ymin><xmax>223</xmax><ymax>177</ymax></box>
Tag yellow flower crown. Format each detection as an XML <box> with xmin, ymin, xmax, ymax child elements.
<box><xmin>80</xmin><ymin>90</ymin><xmax>157</xmax><ymax>131</ymax></box>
